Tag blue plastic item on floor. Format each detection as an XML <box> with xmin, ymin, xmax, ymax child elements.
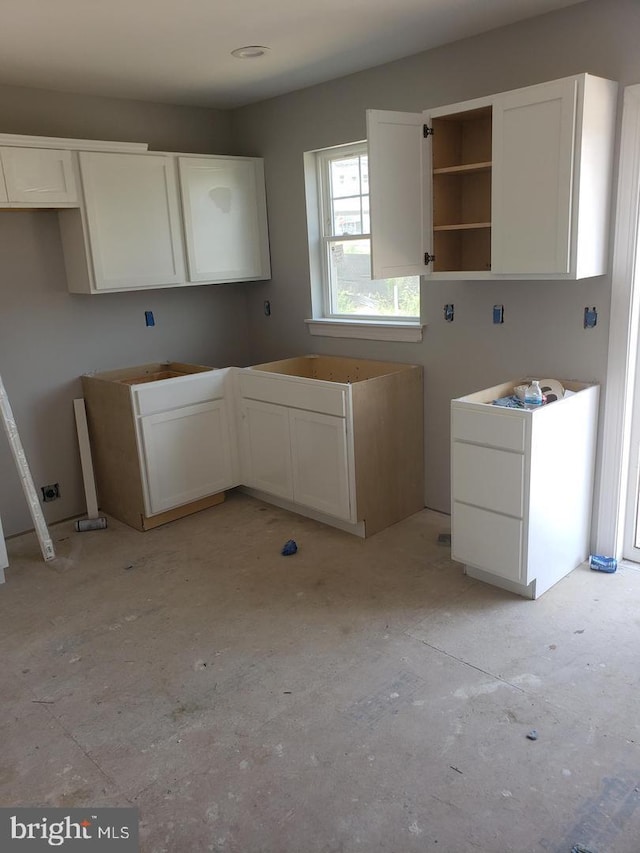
<box><xmin>281</xmin><ymin>539</ymin><xmax>298</xmax><ymax>556</ymax></box>
<box><xmin>589</xmin><ymin>554</ymin><xmax>617</xmax><ymax>573</ymax></box>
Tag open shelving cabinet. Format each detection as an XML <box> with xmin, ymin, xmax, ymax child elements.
<box><xmin>431</xmin><ymin>106</ymin><xmax>492</xmax><ymax>273</ymax></box>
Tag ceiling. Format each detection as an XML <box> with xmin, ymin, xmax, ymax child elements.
<box><xmin>1</xmin><ymin>0</ymin><xmax>585</xmax><ymax>109</ymax></box>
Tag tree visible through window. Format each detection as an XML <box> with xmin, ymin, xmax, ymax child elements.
<box><xmin>317</xmin><ymin>142</ymin><xmax>419</xmax><ymax>320</ymax></box>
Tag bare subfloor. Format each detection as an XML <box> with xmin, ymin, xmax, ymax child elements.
<box><xmin>2</xmin><ymin>493</ymin><xmax>639</xmax><ymax>852</ymax></box>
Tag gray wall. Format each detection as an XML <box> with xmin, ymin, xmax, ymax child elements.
<box><xmin>0</xmin><ymin>89</ymin><xmax>249</xmax><ymax>536</ymax></box>
<box><xmin>231</xmin><ymin>0</ymin><xmax>640</xmax><ymax>515</ymax></box>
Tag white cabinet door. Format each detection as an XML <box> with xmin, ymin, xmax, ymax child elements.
<box><xmin>79</xmin><ymin>151</ymin><xmax>185</xmax><ymax>291</ymax></box>
<box><xmin>366</xmin><ymin>110</ymin><xmax>429</xmax><ymax>279</ymax></box>
<box><xmin>492</xmin><ymin>78</ymin><xmax>578</xmax><ymax>275</ymax></box>
<box><xmin>240</xmin><ymin>399</ymin><xmax>293</xmax><ymax>500</ymax></box>
<box><xmin>178</xmin><ymin>156</ymin><xmax>271</xmax><ymax>283</ymax></box>
<box><xmin>0</xmin><ymin>147</ymin><xmax>78</xmax><ymax>205</ymax></box>
<box><xmin>139</xmin><ymin>400</ymin><xmax>233</xmax><ymax>515</ymax></box>
<box><xmin>290</xmin><ymin>409</ymin><xmax>351</xmax><ymax>519</ymax></box>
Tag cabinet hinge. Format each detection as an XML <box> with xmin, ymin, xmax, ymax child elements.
<box><xmin>424</xmin><ymin>252</ymin><xmax>436</xmax><ymax>266</ymax></box>
<box><xmin>423</xmin><ymin>125</ymin><xmax>434</xmax><ymax>138</ymax></box>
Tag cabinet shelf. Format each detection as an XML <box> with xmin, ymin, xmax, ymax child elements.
<box><xmin>433</xmin><ymin>161</ymin><xmax>492</xmax><ymax>176</ymax></box>
<box><xmin>433</xmin><ymin>222</ymin><xmax>491</xmax><ymax>232</ymax></box>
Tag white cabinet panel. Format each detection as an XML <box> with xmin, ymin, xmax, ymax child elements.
<box><xmin>79</xmin><ymin>151</ymin><xmax>185</xmax><ymax>291</ymax></box>
<box><xmin>451</xmin><ymin>406</ymin><xmax>525</xmax><ymax>452</ymax></box>
<box><xmin>492</xmin><ymin>78</ymin><xmax>577</xmax><ymax>275</ymax></box>
<box><xmin>238</xmin><ymin>371</ymin><xmax>346</xmax><ymax>416</ymax></box>
<box><xmin>240</xmin><ymin>399</ymin><xmax>293</xmax><ymax>500</ymax></box>
<box><xmin>0</xmin><ymin>161</ymin><xmax>9</xmax><ymax>203</ymax></box>
<box><xmin>452</xmin><ymin>442</ymin><xmax>524</xmax><ymax>517</ymax></box>
<box><xmin>0</xmin><ymin>147</ymin><xmax>78</xmax><ymax>205</ymax></box>
<box><xmin>140</xmin><ymin>399</ymin><xmax>233</xmax><ymax>515</ymax></box>
<box><xmin>179</xmin><ymin>156</ymin><xmax>270</xmax><ymax>283</ymax></box>
<box><xmin>290</xmin><ymin>409</ymin><xmax>351</xmax><ymax>519</ymax></box>
<box><xmin>452</xmin><ymin>501</ymin><xmax>524</xmax><ymax>583</ymax></box>
<box><xmin>133</xmin><ymin>370</ymin><xmax>224</xmax><ymax>416</ymax></box>
<box><xmin>366</xmin><ymin>110</ymin><xmax>428</xmax><ymax>279</ymax></box>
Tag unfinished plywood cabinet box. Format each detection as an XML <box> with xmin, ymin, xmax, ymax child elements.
<box><xmin>82</xmin><ymin>363</ymin><xmax>238</xmax><ymax>531</ymax></box>
<box><xmin>238</xmin><ymin>355</ymin><xmax>424</xmax><ymax>537</ymax></box>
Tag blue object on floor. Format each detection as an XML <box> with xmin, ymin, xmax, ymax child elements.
<box><xmin>589</xmin><ymin>554</ymin><xmax>617</xmax><ymax>573</ymax></box>
<box><xmin>281</xmin><ymin>539</ymin><xmax>297</xmax><ymax>556</ymax></box>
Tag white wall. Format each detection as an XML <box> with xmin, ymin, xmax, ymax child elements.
<box><xmin>231</xmin><ymin>0</ymin><xmax>640</xmax><ymax>515</ymax></box>
<box><xmin>0</xmin><ymin>87</ymin><xmax>251</xmax><ymax>536</ymax></box>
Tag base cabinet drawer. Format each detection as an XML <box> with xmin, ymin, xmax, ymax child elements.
<box><xmin>452</xmin><ymin>502</ymin><xmax>524</xmax><ymax>584</ymax></box>
<box><xmin>452</xmin><ymin>441</ymin><xmax>524</xmax><ymax>517</ymax></box>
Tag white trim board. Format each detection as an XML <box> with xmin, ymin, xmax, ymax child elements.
<box><xmin>0</xmin><ymin>514</ymin><xmax>7</xmax><ymax>584</ymax></box>
<box><xmin>595</xmin><ymin>84</ymin><xmax>640</xmax><ymax>558</ymax></box>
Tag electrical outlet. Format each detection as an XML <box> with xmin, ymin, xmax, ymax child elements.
<box><xmin>444</xmin><ymin>304</ymin><xmax>454</xmax><ymax>322</ymax></box>
<box><xmin>41</xmin><ymin>483</ymin><xmax>60</xmax><ymax>502</ymax></box>
<box><xmin>264</xmin><ymin>300</ymin><xmax>271</xmax><ymax>317</ymax></box>
<box><xmin>584</xmin><ymin>306</ymin><xmax>597</xmax><ymax>328</ymax></box>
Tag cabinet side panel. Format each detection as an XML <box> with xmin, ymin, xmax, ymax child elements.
<box><xmin>81</xmin><ymin>377</ymin><xmax>146</xmax><ymax>530</ymax></box>
<box><xmin>352</xmin><ymin>366</ymin><xmax>424</xmax><ymax>535</ymax></box>
<box><xmin>527</xmin><ymin>386</ymin><xmax>599</xmax><ymax>588</ymax></box>
<box><xmin>58</xmin><ymin>209</ymin><xmax>93</xmax><ymax>294</ymax></box>
<box><xmin>575</xmin><ymin>77</ymin><xmax>618</xmax><ymax>279</ymax></box>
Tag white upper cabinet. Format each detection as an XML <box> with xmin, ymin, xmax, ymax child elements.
<box><xmin>178</xmin><ymin>156</ymin><xmax>271</xmax><ymax>284</ymax></box>
<box><xmin>75</xmin><ymin>151</ymin><xmax>186</xmax><ymax>292</ymax></box>
<box><xmin>367</xmin><ymin>74</ymin><xmax>617</xmax><ymax>280</ymax></box>
<box><xmin>0</xmin><ymin>147</ymin><xmax>78</xmax><ymax>206</ymax></box>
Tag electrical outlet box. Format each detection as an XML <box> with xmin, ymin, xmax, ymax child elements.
<box><xmin>584</xmin><ymin>306</ymin><xmax>597</xmax><ymax>328</ymax></box>
<box><xmin>41</xmin><ymin>483</ymin><xmax>60</xmax><ymax>502</ymax></box>
<box><xmin>493</xmin><ymin>305</ymin><xmax>504</xmax><ymax>324</ymax></box>
<box><xmin>145</xmin><ymin>310</ymin><xmax>155</xmax><ymax>327</ymax></box>
<box><xmin>444</xmin><ymin>304</ymin><xmax>454</xmax><ymax>322</ymax></box>
<box><xmin>264</xmin><ymin>300</ymin><xmax>271</xmax><ymax>317</ymax></box>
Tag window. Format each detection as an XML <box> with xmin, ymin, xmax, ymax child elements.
<box><xmin>316</xmin><ymin>142</ymin><xmax>420</xmax><ymax>323</ymax></box>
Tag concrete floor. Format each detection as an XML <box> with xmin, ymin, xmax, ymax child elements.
<box><xmin>1</xmin><ymin>492</ymin><xmax>640</xmax><ymax>853</ymax></box>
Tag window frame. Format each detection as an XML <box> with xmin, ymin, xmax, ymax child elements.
<box><xmin>315</xmin><ymin>141</ymin><xmax>420</xmax><ymax>325</ymax></box>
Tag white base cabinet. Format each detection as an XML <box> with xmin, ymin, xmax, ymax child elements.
<box><xmin>82</xmin><ymin>364</ymin><xmax>237</xmax><ymax>530</ymax></box>
<box><xmin>451</xmin><ymin>380</ymin><xmax>599</xmax><ymax>598</ymax></box>
<box><xmin>367</xmin><ymin>73</ymin><xmax>617</xmax><ymax>280</ymax></box>
<box><xmin>238</xmin><ymin>355</ymin><xmax>424</xmax><ymax>537</ymax></box>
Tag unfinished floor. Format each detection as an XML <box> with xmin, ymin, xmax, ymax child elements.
<box><xmin>1</xmin><ymin>492</ymin><xmax>639</xmax><ymax>853</ymax></box>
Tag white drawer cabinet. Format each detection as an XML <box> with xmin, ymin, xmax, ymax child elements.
<box><xmin>178</xmin><ymin>155</ymin><xmax>270</xmax><ymax>284</ymax></box>
<box><xmin>451</xmin><ymin>379</ymin><xmax>599</xmax><ymax>598</ymax></box>
<box><xmin>82</xmin><ymin>363</ymin><xmax>238</xmax><ymax>530</ymax></box>
<box><xmin>238</xmin><ymin>355</ymin><xmax>424</xmax><ymax>537</ymax></box>
<box><xmin>0</xmin><ymin>147</ymin><xmax>79</xmax><ymax>207</ymax></box>
<box><xmin>368</xmin><ymin>73</ymin><xmax>617</xmax><ymax>280</ymax></box>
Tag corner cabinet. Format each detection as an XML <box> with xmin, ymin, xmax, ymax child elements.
<box><xmin>451</xmin><ymin>380</ymin><xmax>599</xmax><ymax>599</ymax></box>
<box><xmin>82</xmin><ymin>363</ymin><xmax>238</xmax><ymax>531</ymax></box>
<box><xmin>178</xmin><ymin>156</ymin><xmax>271</xmax><ymax>284</ymax></box>
<box><xmin>367</xmin><ymin>74</ymin><xmax>617</xmax><ymax>280</ymax></box>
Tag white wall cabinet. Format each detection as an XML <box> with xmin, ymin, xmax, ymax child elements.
<box><xmin>238</xmin><ymin>355</ymin><xmax>424</xmax><ymax>537</ymax></box>
<box><xmin>178</xmin><ymin>156</ymin><xmax>271</xmax><ymax>284</ymax></box>
<box><xmin>0</xmin><ymin>147</ymin><xmax>78</xmax><ymax>207</ymax></box>
<box><xmin>82</xmin><ymin>364</ymin><xmax>237</xmax><ymax>531</ymax></box>
<box><xmin>367</xmin><ymin>73</ymin><xmax>617</xmax><ymax>280</ymax></box>
<box><xmin>65</xmin><ymin>152</ymin><xmax>186</xmax><ymax>293</ymax></box>
<box><xmin>451</xmin><ymin>380</ymin><xmax>599</xmax><ymax>599</ymax></box>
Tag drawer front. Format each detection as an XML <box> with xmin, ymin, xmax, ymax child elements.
<box><xmin>238</xmin><ymin>371</ymin><xmax>346</xmax><ymax>417</ymax></box>
<box><xmin>452</xmin><ymin>405</ymin><xmax>525</xmax><ymax>452</ymax></box>
<box><xmin>452</xmin><ymin>442</ymin><xmax>525</xmax><ymax>517</ymax></box>
<box><xmin>452</xmin><ymin>501</ymin><xmax>524</xmax><ymax>584</ymax></box>
<box><xmin>134</xmin><ymin>371</ymin><xmax>225</xmax><ymax>416</ymax></box>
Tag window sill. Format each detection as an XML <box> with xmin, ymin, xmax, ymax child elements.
<box><xmin>305</xmin><ymin>318</ymin><xmax>424</xmax><ymax>342</ymax></box>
